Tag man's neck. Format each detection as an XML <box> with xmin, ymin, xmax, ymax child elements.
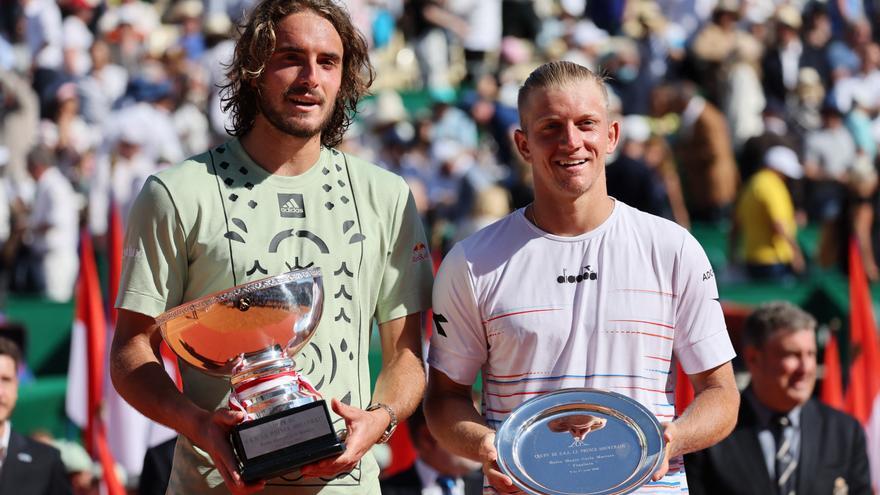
<box><xmin>239</xmin><ymin>121</ymin><xmax>324</xmax><ymax>177</ymax></box>
<box><xmin>532</xmin><ymin>191</ymin><xmax>614</xmax><ymax>236</ymax></box>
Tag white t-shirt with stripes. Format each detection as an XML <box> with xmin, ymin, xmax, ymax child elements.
<box><xmin>428</xmin><ymin>201</ymin><xmax>735</xmax><ymax>494</ymax></box>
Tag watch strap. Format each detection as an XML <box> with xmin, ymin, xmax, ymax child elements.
<box><xmin>366</xmin><ymin>402</ymin><xmax>398</xmax><ymax>443</ymax></box>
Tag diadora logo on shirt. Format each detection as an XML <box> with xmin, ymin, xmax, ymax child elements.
<box><xmin>557</xmin><ymin>265</ymin><xmax>598</xmax><ymax>284</ymax></box>
<box><xmin>277</xmin><ymin>193</ymin><xmax>306</xmax><ymax>218</ymax></box>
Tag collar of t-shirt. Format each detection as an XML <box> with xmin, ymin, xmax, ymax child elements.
<box><xmin>413</xmin><ymin>458</ymin><xmax>465</xmax><ymax>495</ymax></box>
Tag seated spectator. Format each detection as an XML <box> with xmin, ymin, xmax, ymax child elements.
<box><xmin>18</xmin><ymin>146</ymin><xmax>79</xmax><ymax>301</ymax></box>
<box><xmin>380</xmin><ymin>405</ymin><xmax>482</xmax><ymax>495</ymax></box>
<box><xmin>722</xmin><ymin>33</ymin><xmax>765</xmax><ymax>152</ymax></box>
<box><xmin>819</xmin><ymin>157</ymin><xmax>880</xmax><ymax>280</ymax></box>
<box><xmin>760</xmin><ymin>5</ymin><xmax>804</xmax><ymax>105</ymax></box>
<box><xmin>643</xmin><ymin>135</ymin><xmax>690</xmax><ymax>228</ymax></box>
<box><xmin>138</xmin><ymin>437</ymin><xmax>175</xmax><ymax>495</ymax></box>
<box><xmin>685</xmin><ymin>301</ymin><xmax>871</xmax><ymax>495</ymax></box>
<box><xmin>452</xmin><ymin>184</ymin><xmax>511</xmax><ymax>243</ymax></box>
<box><xmin>738</xmin><ymin>98</ymin><xmax>799</xmax><ymax>182</ymax></box>
<box><xmin>689</xmin><ymin>0</ymin><xmax>748</xmax><ymax>105</ymax></box>
<box><xmin>803</xmin><ymin>100</ymin><xmax>857</xmax><ymax>223</ymax></box>
<box><xmin>46</xmin><ymin>438</ymin><xmax>98</xmax><ymax>495</ymax></box>
<box><xmin>654</xmin><ymin>81</ymin><xmax>739</xmax><ymax>223</ymax></box>
<box><xmin>606</xmin><ymin>115</ymin><xmax>666</xmax><ymax>217</ymax></box>
<box><xmin>0</xmin><ymin>336</ymin><xmax>71</xmax><ymax>494</ymax></box>
<box><xmin>729</xmin><ymin>146</ymin><xmax>805</xmax><ymax>280</ymax></box>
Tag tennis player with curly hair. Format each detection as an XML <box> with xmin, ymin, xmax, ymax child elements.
<box><xmin>111</xmin><ymin>1</ymin><xmax>433</xmax><ymax>493</ymax></box>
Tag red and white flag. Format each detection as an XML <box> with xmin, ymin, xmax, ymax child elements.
<box><xmin>820</xmin><ymin>332</ymin><xmax>845</xmax><ymax>411</ymax></box>
<box><xmin>845</xmin><ymin>237</ymin><xmax>880</xmax><ymax>492</ymax></box>
<box><xmin>65</xmin><ymin>229</ymin><xmax>126</xmax><ymax>495</ymax></box>
<box><xmin>103</xmin><ymin>200</ymin><xmax>178</xmax><ymax>479</ymax></box>
<box><xmin>674</xmin><ymin>361</ymin><xmax>694</xmax><ymax>417</ymax></box>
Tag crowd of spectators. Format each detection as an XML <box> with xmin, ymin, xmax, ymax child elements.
<box><xmin>2</xmin><ymin>0</ymin><xmax>880</xmax><ymax>303</ymax></box>
<box><xmin>1</xmin><ymin>0</ymin><xmax>880</xmax><ymax>490</ymax></box>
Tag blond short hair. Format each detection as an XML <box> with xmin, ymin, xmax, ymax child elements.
<box><xmin>517</xmin><ymin>61</ymin><xmax>609</xmax><ymax>128</ymax></box>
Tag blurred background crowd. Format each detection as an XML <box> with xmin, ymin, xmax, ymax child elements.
<box><xmin>3</xmin><ymin>0</ymin><xmax>880</xmax><ymax>299</ymax></box>
<box><xmin>1</xmin><ymin>0</ymin><xmax>880</xmax><ymax>493</ymax></box>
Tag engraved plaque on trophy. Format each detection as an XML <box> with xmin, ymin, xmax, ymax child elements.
<box><xmin>156</xmin><ymin>267</ymin><xmax>344</xmax><ymax>483</ymax></box>
<box><xmin>495</xmin><ymin>388</ymin><xmax>665</xmax><ymax>495</ymax></box>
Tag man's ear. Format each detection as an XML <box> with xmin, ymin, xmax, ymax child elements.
<box><xmin>606</xmin><ymin>119</ymin><xmax>621</xmax><ymax>154</ymax></box>
<box><xmin>743</xmin><ymin>345</ymin><xmax>759</xmax><ymax>371</ymax></box>
<box><xmin>514</xmin><ymin>129</ymin><xmax>530</xmax><ymax>162</ymax></box>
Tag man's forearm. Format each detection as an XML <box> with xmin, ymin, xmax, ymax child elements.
<box><xmin>669</xmin><ymin>365</ymin><xmax>739</xmax><ymax>457</ymax></box>
<box><xmin>370</xmin><ymin>348</ymin><xmax>425</xmax><ymax>421</ymax></box>
<box><xmin>425</xmin><ymin>369</ymin><xmax>493</xmax><ymax>461</ymax></box>
<box><xmin>110</xmin><ymin>323</ymin><xmax>207</xmax><ymax>441</ymax></box>
<box><xmin>370</xmin><ymin>313</ymin><xmax>427</xmax><ymax>422</ymax></box>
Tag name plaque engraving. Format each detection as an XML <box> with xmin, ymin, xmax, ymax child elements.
<box><xmin>239</xmin><ymin>404</ymin><xmax>332</xmax><ymax>459</ymax></box>
<box><xmin>495</xmin><ymin>388</ymin><xmax>664</xmax><ymax>495</ymax></box>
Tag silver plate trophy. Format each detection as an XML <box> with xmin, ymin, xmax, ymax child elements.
<box><xmin>155</xmin><ymin>267</ymin><xmax>344</xmax><ymax>483</ymax></box>
<box><xmin>495</xmin><ymin>388</ymin><xmax>665</xmax><ymax>495</ymax></box>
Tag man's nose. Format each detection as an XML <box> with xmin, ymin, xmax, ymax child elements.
<box><xmin>297</xmin><ymin>60</ymin><xmax>320</xmax><ymax>88</ymax></box>
<box><xmin>559</xmin><ymin>122</ymin><xmax>580</xmax><ymax>149</ymax></box>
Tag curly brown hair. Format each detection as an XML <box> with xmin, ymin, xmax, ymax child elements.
<box><xmin>220</xmin><ymin>0</ymin><xmax>374</xmax><ymax>147</ymax></box>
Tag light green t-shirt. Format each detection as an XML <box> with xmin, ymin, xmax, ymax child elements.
<box><xmin>117</xmin><ymin>140</ymin><xmax>434</xmax><ymax>494</ymax></box>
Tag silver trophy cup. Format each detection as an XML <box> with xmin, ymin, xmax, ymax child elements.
<box><xmin>155</xmin><ymin>267</ymin><xmax>344</xmax><ymax>482</ymax></box>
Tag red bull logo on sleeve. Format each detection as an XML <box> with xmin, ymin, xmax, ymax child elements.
<box><xmin>412</xmin><ymin>242</ymin><xmax>429</xmax><ymax>263</ymax></box>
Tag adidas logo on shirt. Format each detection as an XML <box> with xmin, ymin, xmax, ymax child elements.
<box><xmin>278</xmin><ymin>193</ymin><xmax>306</xmax><ymax>218</ymax></box>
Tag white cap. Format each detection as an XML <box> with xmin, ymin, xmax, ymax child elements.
<box><xmin>622</xmin><ymin>115</ymin><xmax>651</xmax><ymax>143</ymax></box>
<box><xmin>764</xmin><ymin>146</ymin><xmax>803</xmax><ymax>179</ymax></box>
<box><xmin>572</xmin><ymin>20</ymin><xmax>609</xmax><ymax>48</ymax></box>
<box><xmin>372</xmin><ymin>90</ymin><xmax>407</xmax><ymax>126</ymax></box>
<box><xmin>119</xmin><ymin>123</ymin><xmax>146</xmax><ymax>146</ymax></box>
<box><xmin>431</xmin><ymin>139</ymin><xmax>463</xmax><ymax>164</ymax></box>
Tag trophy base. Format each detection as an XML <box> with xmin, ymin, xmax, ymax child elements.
<box><xmin>231</xmin><ymin>399</ymin><xmax>345</xmax><ymax>483</ymax></box>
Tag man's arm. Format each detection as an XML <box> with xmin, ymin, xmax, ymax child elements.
<box><xmin>425</xmin><ymin>368</ymin><xmax>521</xmax><ymax>493</ymax></box>
<box><xmin>652</xmin><ymin>361</ymin><xmax>738</xmax><ymax>480</ymax></box>
<box><xmin>300</xmin><ymin>312</ymin><xmax>426</xmax><ymax>477</ymax></box>
<box><xmin>110</xmin><ymin>309</ymin><xmax>264</xmax><ymax>494</ymax></box>
<box><xmin>771</xmin><ymin>220</ymin><xmax>805</xmax><ymax>273</ymax></box>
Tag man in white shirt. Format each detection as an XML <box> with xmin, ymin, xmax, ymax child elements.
<box><xmin>24</xmin><ymin>146</ymin><xmax>79</xmax><ymax>302</ymax></box>
<box><xmin>0</xmin><ymin>337</ymin><xmax>70</xmax><ymax>494</ymax></box>
<box><xmin>425</xmin><ymin>61</ymin><xmax>740</xmax><ymax>494</ymax></box>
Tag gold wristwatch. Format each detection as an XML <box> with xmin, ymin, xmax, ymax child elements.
<box><xmin>366</xmin><ymin>402</ymin><xmax>398</xmax><ymax>443</ymax></box>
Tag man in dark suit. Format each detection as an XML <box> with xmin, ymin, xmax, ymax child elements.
<box><xmin>381</xmin><ymin>405</ymin><xmax>482</xmax><ymax>495</ymax></box>
<box><xmin>0</xmin><ymin>336</ymin><xmax>71</xmax><ymax>494</ymax></box>
<box><xmin>686</xmin><ymin>302</ymin><xmax>871</xmax><ymax>495</ymax></box>
<box><xmin>761</xmin><ymin>7</ymin><xmax>804</xmax><ymax>105</ymax></box>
